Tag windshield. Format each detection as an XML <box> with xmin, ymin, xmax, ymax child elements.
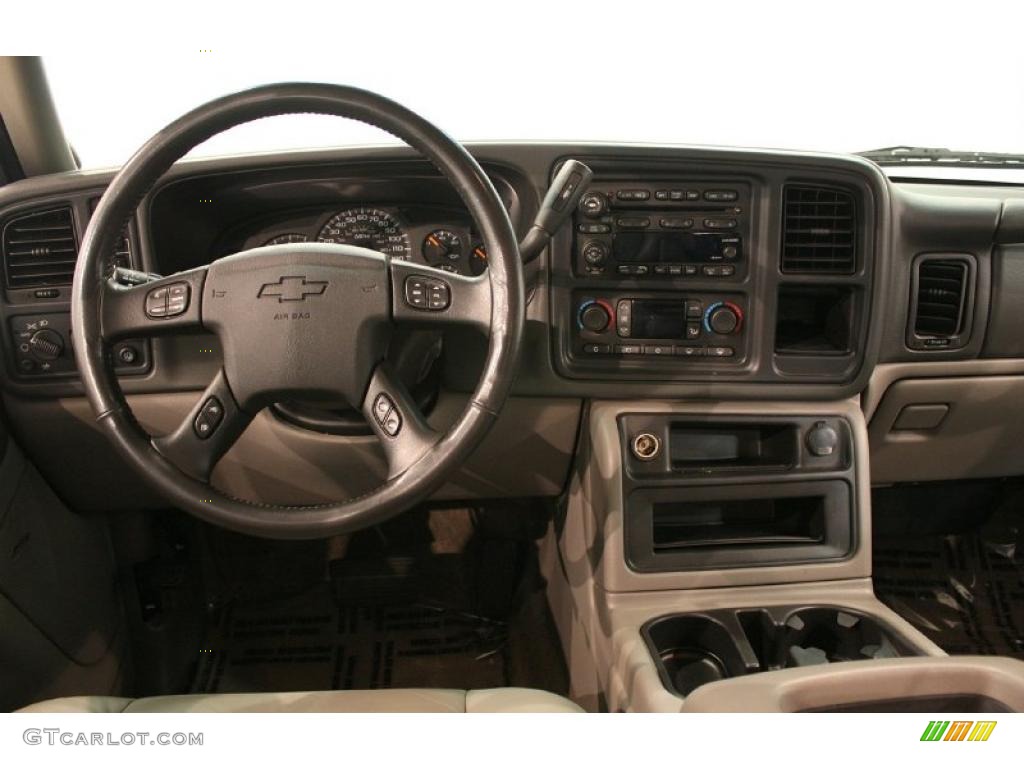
<box><xmin>44</xmin><ymin>4</ymin><xmax>1024</xmax><ymax>172</ymax></box>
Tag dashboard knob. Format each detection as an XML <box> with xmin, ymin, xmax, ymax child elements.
<box><xmin>579</xmin><ymin>192</ymin><xmax>608</xmax><ymax>218</ymax></box>
<box><xmin>28</xmin><ymin>328</ymin><xmax>64</xmax><ymax>360</ymax></box>
<box><xmin>578</xmin><ymin>301</ymin><xmax>612</xmax><ymax>333</ymax></box>
<box><xmin>706</xmin><ymin>303</ymin><xmax>743</xmax><ymax>335</ymax></box>
<box><xmin>582</xmin><ymin>241</ymin><xmax>609</xmax><ymax>267</ymax></box>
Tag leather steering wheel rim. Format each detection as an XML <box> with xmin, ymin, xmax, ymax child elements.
<box><xmin>71</xmin><ymin>83</ymin><xmax>524</xmax><ymax>540</ymax></box>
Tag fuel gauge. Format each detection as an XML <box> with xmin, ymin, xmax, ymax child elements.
<box><xmin>422</xmin><ymin>229</ymin><xmax>463</xmax><ymax>272</ymax></box>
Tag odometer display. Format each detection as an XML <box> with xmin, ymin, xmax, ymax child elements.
<box><xmin>317</xmin><ymin>207</ymin><xmax>411</xmax><ymax>259</ymax></box>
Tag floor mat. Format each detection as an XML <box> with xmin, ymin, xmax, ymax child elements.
<box><xmin>874</xmin><ymin>499</ymin><xmax>1024</xmax><ymax>658</ymax></box>
<box><xmin>192</xmin><ymin>587</ymin><xmax>509</xmax><ymax>693</ymax></box>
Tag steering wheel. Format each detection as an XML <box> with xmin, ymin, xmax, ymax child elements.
<box><xmin>71</xmin><ymin>83</ymin><xmax>524</xmax><ymax>539</ymax></box>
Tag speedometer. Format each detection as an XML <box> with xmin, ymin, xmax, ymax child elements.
<box><xmin>316</xmin><ymin>207</ymin><xmax>411</xmax><ymax>259</ymax></box>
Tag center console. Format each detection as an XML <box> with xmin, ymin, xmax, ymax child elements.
<box><xmin>548</xmin><ymin>156</ymin><xmax>881</xmax><ymax>392</ymax></box>
<box><xmin>567</xmin><ymin>179</ymin><xmax>753</xmax><ymax>368</ymax></box>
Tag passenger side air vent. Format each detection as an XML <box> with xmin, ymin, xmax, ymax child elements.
<box><xmin>908</xmin><ymin>256</ymin><xmax>973</xmax><ymax>349</ymax></box>
<box><xmin>781</xmin><ymin>185</ymin><xmax>857</xmax><ymax>274</ymax></box>
<box><xmin>2</xmin><ymin>206</ymin><xmax>78</xmax><ymax>288</ymax></box>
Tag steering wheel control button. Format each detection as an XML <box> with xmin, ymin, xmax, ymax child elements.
<box><xmin>193</xmin><ymin>396</ymin><xmax>224</xmax><ymax>439</ymax></box>
<box><xmin>166</xmin><ymin>283</ymin><xmax>190</xmax><ymax>316</ymax></box>
<box><xmin>371</xmin><ymin>393</ymin><xmax>402</xmax><ymax>436</ymax></box>
<box><xmin>147</xmin><ymin>282</ymin><xmax>190</xmax><ymax>319</ymax></box>
<box><xmin>382</xmin><ymin>409</ymin><xmax>402</xmax><ymax>437</ymax></box>
<box><xmin>404</xmin><ymin>275</ymin><xmax>451</xmax><ymax>311</ymax></box>
<box><xmin>373</xmin><ymin>393</ymin><xmax>393</xmax><ymax>422</ymax></box>
<box><xmin>145</xmin><ymin>286</ymin><xmax>169</xmax><ymax>318</ymax></box>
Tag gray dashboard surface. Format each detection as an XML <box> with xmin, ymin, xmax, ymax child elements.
<box><xmin>0</xmin><ymin>143</ymin><xmax>1021</xmax><ymax>404</ymax></box>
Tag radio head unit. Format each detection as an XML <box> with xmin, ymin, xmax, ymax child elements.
<box><xmin>573</xmin><ymin>181</ymin><xmax>751</xmax><ymax>280</ymax></box>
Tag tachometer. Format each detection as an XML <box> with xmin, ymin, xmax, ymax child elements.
<box><xmin>317</xmin><ymin>207</ymin><xmax>411</xmax><ymax>259</ymax></box>
<box><xmin>263</xmin><ymin>233</ymin><xmax>308</xmax><ymax>246</ymax></box>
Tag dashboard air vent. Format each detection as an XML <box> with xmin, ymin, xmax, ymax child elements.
<box><xmin>912</xmin><ymin>258</ymin><xmax>967</xmax><ymax>339</ymax></box>
<box><xmin>781</xmin><ymin>185</ymin><xmax>857</xmax><ymax>274</ymax></box>
<box><xmin>2</xmin><ymin>206</ymin><xmax>78</xmax><ymax>288</ymax></box>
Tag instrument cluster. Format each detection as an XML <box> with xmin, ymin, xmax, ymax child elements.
<box><xmin>245</xmin><ymin>205</ymin><xmax>488</xmax><ymax>276</ymax></box>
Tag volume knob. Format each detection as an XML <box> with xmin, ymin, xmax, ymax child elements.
<box><xmin>579</xmin><ymin>192</ymin><xmax>608</xmax><ymax>218</ymax></box>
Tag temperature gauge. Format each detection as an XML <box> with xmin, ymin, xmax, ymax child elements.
<box><xmin>469</xmin><ymin>243</ymin><xmax>488</xmax><ymax>276</ymax></box>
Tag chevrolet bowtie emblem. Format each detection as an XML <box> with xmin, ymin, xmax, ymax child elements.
<box><xmin>258</xmin><ymin>276</ymin><xmax>328</xmax><ymax>302</ymax></box>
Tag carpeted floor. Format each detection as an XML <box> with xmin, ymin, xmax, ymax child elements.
<box><xmin>192</xmin><ymin>588</ymin><xmax>510</xmax><ymax>693</ymax></box>
<box><xmin>873</xmin><ymin>484</ymin><xmax>1024</xmax><ymax>658</ymax></box>
<box><xmin>191</xmin><ymin>508</ymin><xmax>569</xmax><ymax>695</ymax></box>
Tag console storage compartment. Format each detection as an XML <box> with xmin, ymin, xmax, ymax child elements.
<box><xmin>627</xmin><ymin>481</ymin><xmax>852</xmax><ymax>571</ymax></box>
<box><xmin>644</xmin><ymin>607</ymin><xmax>919</xmax><ymax>698</ymax></box>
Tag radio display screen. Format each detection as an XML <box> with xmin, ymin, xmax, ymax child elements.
<box><xmin>631</xmin><ymin>299</ymin><xmax>686</xmax><ymax>338</ymax></box>
<box><xmin>613</xmin><ymin>232</ymin><xmax>724</xmax><ymax>263</ymax></box>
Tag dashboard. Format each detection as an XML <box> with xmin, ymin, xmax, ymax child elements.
<box><xmin>2</xmin><ymin>142</ymin><xmax>1024</xmax><ymax>508</ymax></box>
<box><xmin>2</xmin><ymin>143</ymin><xmax>1022</xmax><ymax>402</ymax></box>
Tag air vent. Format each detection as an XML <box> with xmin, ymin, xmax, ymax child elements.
<box><xmin>912</xmin><ymin>258</ymin><xmax>968</xmax><ymax>342</ymax></box>
<box><xmin>781</xmin><ymin>185</ymin><xmax>857</xmax><ymax>274</ymax></box>
<box><xmin>2</xmin><ymin>206</ymin><xmax>78</xmax><ymax>288</ymax></box>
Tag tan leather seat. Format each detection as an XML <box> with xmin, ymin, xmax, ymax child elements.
<box><xmin>18</xmin><ymin>687</ymin><xmax>582</xmax><ymax>713</ymax></box>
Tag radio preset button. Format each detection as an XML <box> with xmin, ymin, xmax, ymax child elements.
<box><xmin>659</xmin><ymin>217</ymin><xmax>693</xmax><ymax>229</ymax></box>
<box><xmin>668</xmin><ymin>265</ymin><xmax>683</xmax><ymax>275</ymax></box>
<box><xmin>705</xmin><ymin>190</ymin><xmax>739</xmax><ymax>202</ymax></box>
<box><xmin>684</xmin><ymin>265</ymin><xmax>698</xmax><ymax>276</ymax></box>
<box><xmin>704</xmin><ymin>217</ymin><xmax>738</xmax><ymax>229</ymax></box>
<box><xmin>616</xmin><ymin>189</ymin><xmax>650</xmax><ymax>201</ymax></box>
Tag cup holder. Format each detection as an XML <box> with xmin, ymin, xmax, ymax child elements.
<box><xmin>645</xmin><ymin>615</ymin><xmax>756</xmax><ymax>696</ymax></box>
<box><xmin>643</xmin><ymin>606</ymin><xmax>919</xmax><ymax>698</ymax></box>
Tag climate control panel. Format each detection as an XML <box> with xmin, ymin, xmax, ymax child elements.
<box><xmin>571</xmin><ymin>292</ymin><xmax>747</xmax><ymax>362</ymax></box>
